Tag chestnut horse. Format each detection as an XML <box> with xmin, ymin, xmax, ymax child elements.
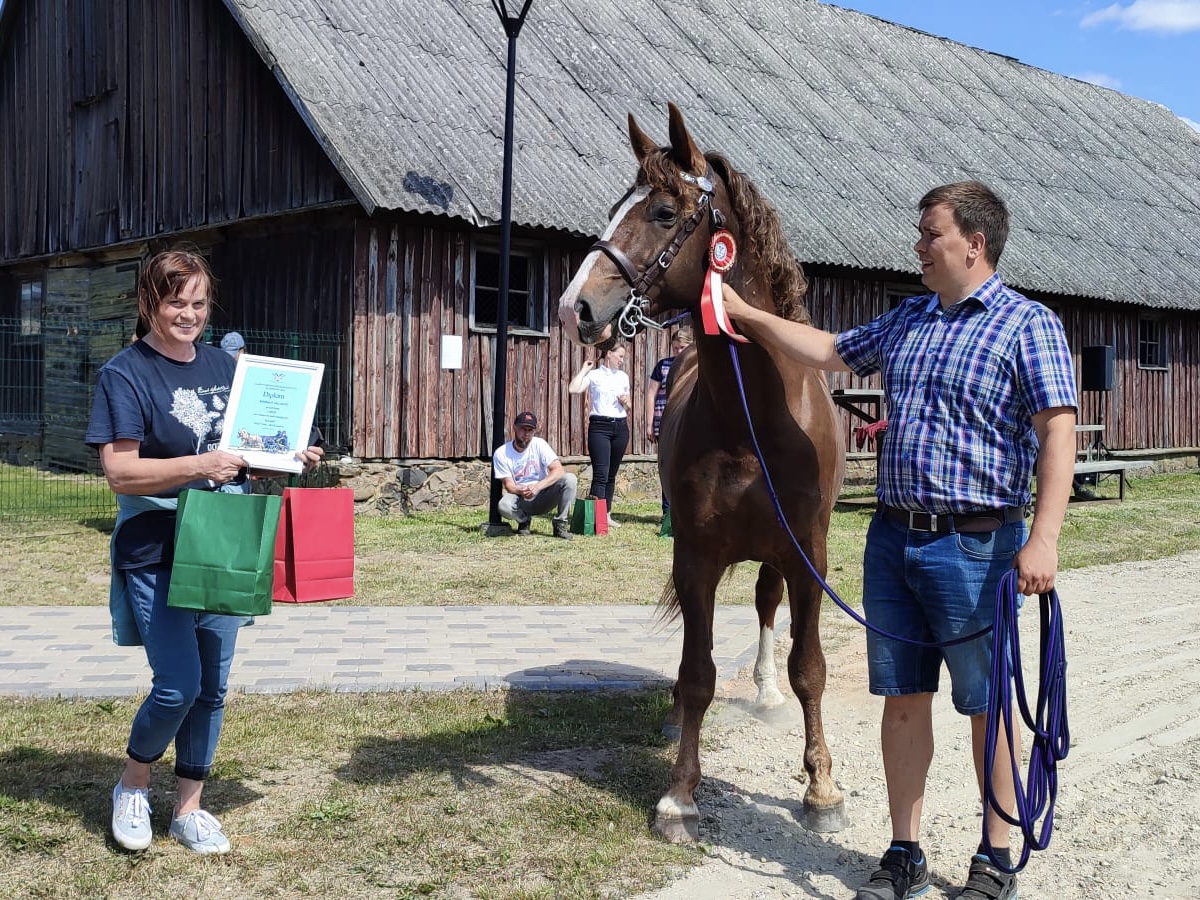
<box><xmin>558</xmin><ymin>104</ymin><xmax>847</xmax><ymax>842</ymax></box>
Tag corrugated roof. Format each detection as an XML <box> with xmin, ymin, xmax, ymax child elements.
<box><xmin>222</xmin><ymin>0</ymin><xmax>1200</xmax><ymax>308</ymax></box>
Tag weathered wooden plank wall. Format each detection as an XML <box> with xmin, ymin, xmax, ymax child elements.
<box><xmin>0</xmin><ymin>0</ymin><xmax>354</xmax><ymax>262</ymax></box>
<box><xmin>351</xmin><ymin>221</ymin><xmax>674</xmax><ymax>461</ymax></box>
<box><xmin>1056</xmin><ymin>302</ymin><xmax>1200</xmax><ymax>451</ymax></box>
<box><xmin>42</xmin><ymin>267</ymin><xmax>94</xmax><ymax>471</ymax></box>
<box><xmin>208</xmin><ymin>222</ymin><xmax>354</xmax><ymax>336</ymax></box>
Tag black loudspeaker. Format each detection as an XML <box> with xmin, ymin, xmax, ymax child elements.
<box><xmin>1081</xmin><ymin>345</ymin><xmax>1115</xmax><ymax>392</ymax></box>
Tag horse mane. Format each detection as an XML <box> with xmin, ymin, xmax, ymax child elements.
<box><xmin>637</xmin><ymin>149</ymin><xmax>811</xmax><ymax>323</ymax></box>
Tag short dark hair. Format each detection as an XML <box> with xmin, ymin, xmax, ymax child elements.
<box><xmin>919</xmin><ymin>181</ymin><xmax>1009</xmax><ymax>266</ymax></box>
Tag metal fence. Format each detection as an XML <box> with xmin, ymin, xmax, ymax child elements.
<box><xmin>0</xmin><ymin>318</ymin><xmax>347</xmax><ymax>524</ymax></box>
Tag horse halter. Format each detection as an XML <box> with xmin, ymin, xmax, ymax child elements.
<box><xmin>588</xmin><ymin>167</ymin><xmax>727</xmax><ymax>339</ymax></box>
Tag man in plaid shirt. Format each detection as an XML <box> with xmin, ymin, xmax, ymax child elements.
<box><xmin>722</xmin><ymin>181</ymin><xmax>1076</xmax><ymax>900</ymax></box>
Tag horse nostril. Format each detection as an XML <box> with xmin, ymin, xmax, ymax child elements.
<box><xmin>575</xmin><ymin>298</ymin><xmax>596</xmax><ymax>325</ymax></box>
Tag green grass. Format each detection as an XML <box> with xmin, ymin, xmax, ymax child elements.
<box><xmin>0</xmin><ymin>691</ymin><xmax>697</xmax><ymax>900</ymax></box>
<box><xmin>4</xmin><ymin>471</ymin><xmax>1200</xmax><ymax>609</ymax></box>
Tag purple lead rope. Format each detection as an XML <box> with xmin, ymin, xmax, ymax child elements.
<box><xmin>982</xmin><ymin>568</ymin><xmax>1070</xmax><ymax>873</ymax></box>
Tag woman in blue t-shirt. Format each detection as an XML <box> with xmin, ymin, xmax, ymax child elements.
<box><xmin>85</xmin><ymin>249</ymin><xmax>323</xmax><ymax>855</ymax></box>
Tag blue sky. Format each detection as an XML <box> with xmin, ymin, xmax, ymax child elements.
<box><xmin>825</xmin><ymin>0</ymin><xmax>1200</xmax><ymax>132</ymax></box>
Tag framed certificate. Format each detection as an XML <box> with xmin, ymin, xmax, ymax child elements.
<box><xmin>219</xmin><ymin>354</ymin><xmax>325</xmax><ymax>474</ymax></box>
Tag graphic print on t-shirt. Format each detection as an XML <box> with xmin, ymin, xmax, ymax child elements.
<box><xmin>511</xmin><ymin>454</ymin><xmax>543</xmax><ymax>484</ymax></box>
<box><xmin>171</xmin><ymin>387</ymin><xmax>228</xmax><ymax>452</ymax></box>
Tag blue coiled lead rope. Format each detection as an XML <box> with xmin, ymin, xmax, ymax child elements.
<box><xmin>982</xmin><ymin>569</ymin><xmax>1070</xmax><ymax>873</ymax></box>
<box><xmin>724</xmin><ymin>341</ymin><xmax>1069</xmax><ymax>872</ymax></box>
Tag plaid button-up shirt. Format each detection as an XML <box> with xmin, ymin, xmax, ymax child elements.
<box><xmin>835</xmin><ymin>274</ymin><xmax>1077</xmax><ymax>514</ymax></box>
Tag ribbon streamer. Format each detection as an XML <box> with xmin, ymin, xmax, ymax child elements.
<box><xmin>699</xmin><ymin>230</ymin><xmax>749</xmax><ymax>343</ymax></box>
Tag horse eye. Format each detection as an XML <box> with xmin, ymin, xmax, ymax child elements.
<box><xmin>651</xmin><ymin>204</ymin><xmax>677</xmax><ymax>224</ymax></box>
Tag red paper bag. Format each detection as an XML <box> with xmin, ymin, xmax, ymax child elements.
<box><xmin>593</xmin><ymin>497</ymin><xmax>609</xmax><ymax>536</ymax></box>
<box><xmin>272</xmin><ymin>487</ymin><xmax>355</xmax><ymax>602</ymax></box>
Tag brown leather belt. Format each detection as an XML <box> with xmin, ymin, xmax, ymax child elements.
<box><xmin>881</xmin><ymin>504</ymin><xmax>1026</xmax><ymax>534</ymax></box>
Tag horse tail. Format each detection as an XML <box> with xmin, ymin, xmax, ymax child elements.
<box><xmin>655</xmin><ymin>579</ymin><xmax>682</xmax><ymax>625</ymax></box>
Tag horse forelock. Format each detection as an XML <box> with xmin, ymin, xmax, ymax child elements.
<box><xmin>637</xmin><ymin>148</ymin><xmax>696</xmax><ymax>204</ymax></box>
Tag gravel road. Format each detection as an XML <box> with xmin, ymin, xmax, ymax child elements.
<box><xmin>637</xmin><ymin>552</ymin><xmax>1200</xmax><ymax>899</ymax></box>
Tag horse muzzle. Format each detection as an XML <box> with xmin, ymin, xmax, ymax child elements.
<box><xmin>559</xmin><ymin>295</ymin><xmax>619</xmax><ymax>345</ymax></box>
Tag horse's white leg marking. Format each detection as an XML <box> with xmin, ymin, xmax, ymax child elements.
<box><xmin>558</xmin><ymin>186</ymin><xmax>651</xmax><ymax>314</ymax></box>
<box><xmin>656</xmin><ymin>793</ymin><xmax>699</xmax><ymax>821</ymax></box>
<box><xmin>753</xmin><ymin>624</ymin><xmax>787</xmax><ymax>709</ymax></box>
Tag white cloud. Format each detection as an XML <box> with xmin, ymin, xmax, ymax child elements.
<box><xmin>1182</xmin><ymin>115</ymin><xmax>1200</xmax><ymax>132</ymax></box>
<box><xmin>1075</xmin><ymin>71</ymin><xmax>1124</xmax><ymax>89</ymax></box>
<box><xmin>1082</xmin><ymin>1</ymin><xmax>1200</xmax><ymax>32</ymax></box>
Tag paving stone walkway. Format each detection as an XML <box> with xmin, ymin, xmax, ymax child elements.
<box><xmin>0</xmin><ymin>604</ymin><xmax>787</xmax><ymax>697</ymax></box>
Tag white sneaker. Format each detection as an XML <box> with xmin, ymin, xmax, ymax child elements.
<box><xmin>111</xmin><ymin>781</ymin><xmax>152</xmax><ymax>851</ymax></box>
<box><xmin>607</xmin><ymin>514</ymin><xmax>621</xmax><ymax>529</ymax></box>
<box><xmin>169</xmin><ymin>809</ymin><xmax>231</xmax><ymax>855</ymax></box>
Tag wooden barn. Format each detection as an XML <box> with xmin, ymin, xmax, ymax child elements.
<box><xmin>1</xmin><ymin>0</ymin><xmax>1199</xmax><ymax>483</ymax></box>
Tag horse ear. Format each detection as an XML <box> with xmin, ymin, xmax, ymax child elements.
<box><xmin>666</xmin><ymin>102</ymin><xmax>705</xmax><ymax>176</ymax></box>
<box><xmin>628</xmin><ymin>113</ymin><xmax>658</xmax><ymax>163</ymax></box>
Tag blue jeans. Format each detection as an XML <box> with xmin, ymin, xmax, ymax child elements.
<box><xmin>862</xmin><ymin>512</ymin><xmax>1025</xmax><ymax>716</ymax></box>
<box><xmin>124</xmin><ymin>563</ymin><xmax>243</xmax><ymax>780</ymax></box>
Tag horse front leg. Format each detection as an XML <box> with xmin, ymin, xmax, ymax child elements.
<box><xmin>752</xmin><ymin>564</ymin><xmax>788</xmax><ymax>711</ymax></box>
<box><xmin>785</xmin><ymin>555</ymin><xmax>849</xmax><ymax>833</ymax></box>
<box><xmin>654</xmin><ymin>557</ymin><xmax>720</xmax><ymax>844</ymax></box>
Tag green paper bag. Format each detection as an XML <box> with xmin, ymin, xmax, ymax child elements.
<box><xmin>569</xmin><ymin>498</ymin><xmax>608</xmax><ymax>535</ymax></box>
<box><xmin>569</xmin><ymin>498</ymin><xmax>595</xmax><ymax>535</ymax></box>
<box><xmin>167</xmin><ymin>489</ymin><xmax>283</xmax><ymax>616</ymax></box>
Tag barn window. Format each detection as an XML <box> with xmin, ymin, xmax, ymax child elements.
<box><xmin>470</xmin><ymin>239</ymin><xmax>548</xmax><ymax>335</ymax></box>
<box><xmin>19</xmin><ymin>279</ymin><xmax>43</xmax><ymax>340</ymax></box>
<box><xmin>1137</xmin><ymin>316</ymin><xmax>1167</xmax><ymax>370</ymax></box>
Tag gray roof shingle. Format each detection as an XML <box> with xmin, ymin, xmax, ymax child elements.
<box><xmin>222</xmin><ymin>0</ymin><xmax>1200</xmax><ymax>308</ymax></box>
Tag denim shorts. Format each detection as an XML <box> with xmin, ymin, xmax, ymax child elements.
<box><xmin>862</xmin><ymin>511</ymin><xmax>1026</xmax><ymax>716</ymax></box>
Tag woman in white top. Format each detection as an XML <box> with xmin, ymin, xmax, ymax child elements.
<box><xmin>568</xmin><ymin>344</ymin><xmax>631</xmax><ymax>528</ymax></box>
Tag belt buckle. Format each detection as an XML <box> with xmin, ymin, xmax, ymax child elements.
<box><xmin>907</xmin><ymin>511</ymin><xmax>936</xmax><ymax>531</ymax></box>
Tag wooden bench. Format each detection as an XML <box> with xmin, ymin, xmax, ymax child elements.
<box><xmin>1072</xmin><ymin>459</ymin><xmax>1153</xmax><ymax>502</ymax></box>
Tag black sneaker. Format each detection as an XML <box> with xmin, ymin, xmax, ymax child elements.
<box><xmin>515</xmin><ymin>522</ymin><xmax>532</xmax><ymax>537</ymax></box>
<box><xmin>958</xmin><ymin>854</ymin><xmax>1017</xmax><ymax>899</ymax></box>
<box><xmin>552</xmin><ymin>520</ymin><xmax>574</xmax><ymax>541</ymax></box>
<box><xmin>856</xmin><ymin>847</ymin><xmax>931</xmax><ymax>899</ymax></box>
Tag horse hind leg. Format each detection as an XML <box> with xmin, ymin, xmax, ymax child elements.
<box><xmin>751</xmin><ymin>565</ymin><xmax>788</xmax><ymax>712</ymax></box>
<box><xmin>786</xmin><ymin>561</ymin><xmax>849</xmax><ymax>833</ymax></box>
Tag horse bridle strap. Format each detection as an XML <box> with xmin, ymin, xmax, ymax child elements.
<box><xmin>588</xmin><ymin>166</ymin><xmax>727</xmax><ymax>338</ymax></box>
<box><xmin>588</xmin><ymin>239</ymin><xmax>640</xmax><ymax>287</ymax></box>
<box><xmin>589</xmin><ymin>192</ymin><xmax>712</xmax><ymax>297</ymax></box>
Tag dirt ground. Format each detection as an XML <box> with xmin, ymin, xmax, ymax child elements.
<box><xmin>637</xmin><ymin>551</ymin><xmax>1200</xmax><ymax>899</ymax></box>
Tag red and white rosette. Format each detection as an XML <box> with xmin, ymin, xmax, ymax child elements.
<box><xmin>700</xmin><ymin>230</ymin><xmax>749</xmax><ymax>343</ymax></box>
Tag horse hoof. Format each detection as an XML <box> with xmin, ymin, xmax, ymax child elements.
<box><xmin>661</xmin><ymin>722</ymin><xmax>682</xmax><ymax>742</ymax></box>
<box><xmin>653</xmin><ymin>814</ymin><xmax>699</xmax><ymax>844</ymax></box>
<box><xmin>797</xmin><ymin>799</ymin><xmax>848</xmax><ymax>833</ymax></box>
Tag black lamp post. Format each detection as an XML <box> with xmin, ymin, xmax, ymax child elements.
<box><xmin>484</xmin><ymin>0</ymin><xmax>535</xmax><ymax>535</ymax></box>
